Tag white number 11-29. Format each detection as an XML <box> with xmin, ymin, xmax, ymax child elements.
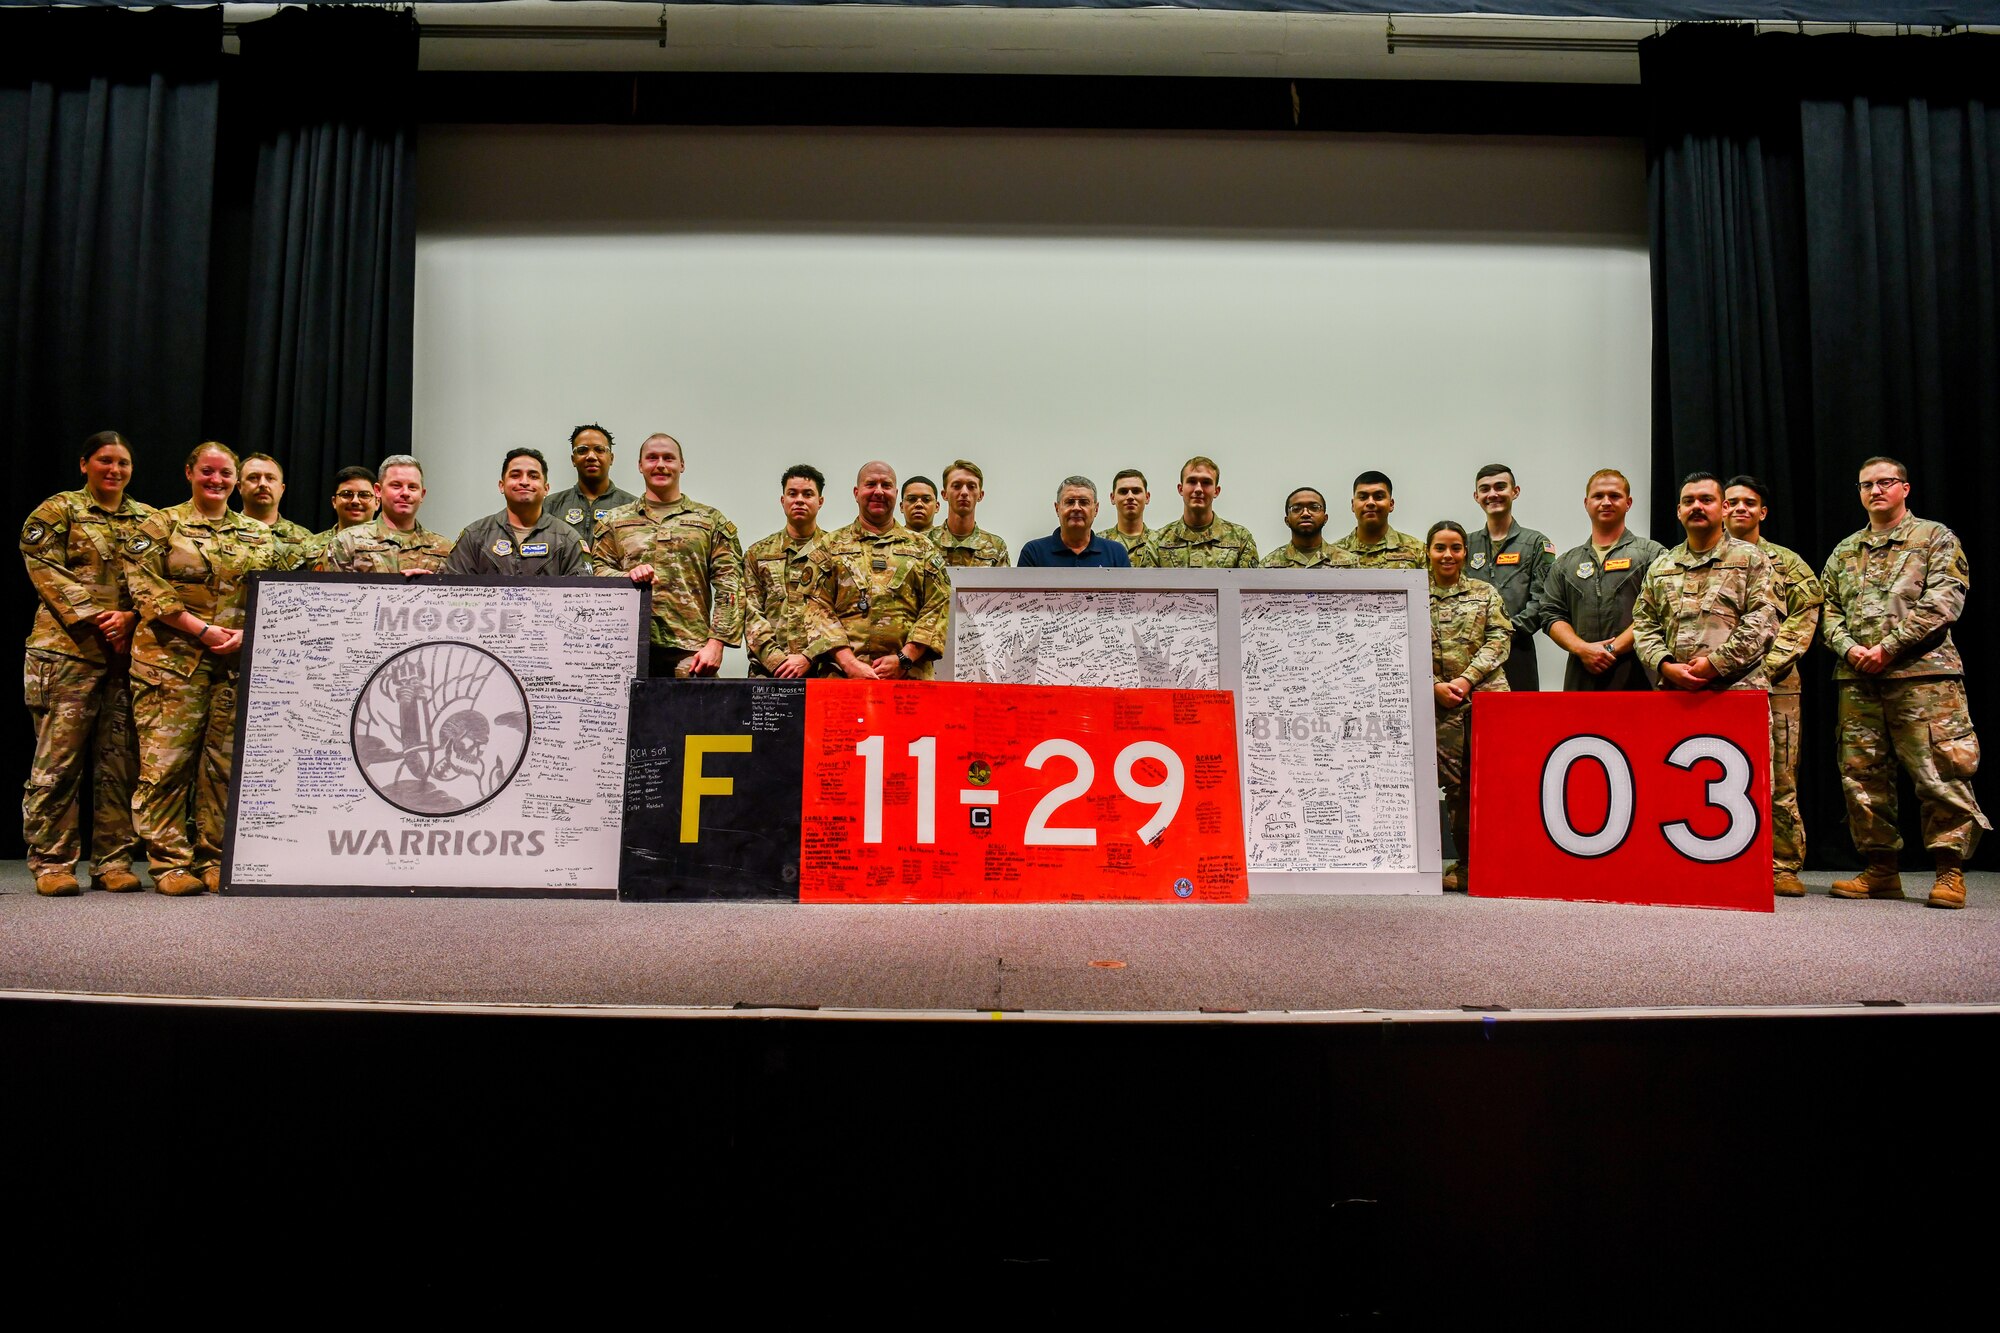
<box><xmin>855</xmin><ymin>735</ymin><xmax>1184</xmax><ymax>847</ymax></box>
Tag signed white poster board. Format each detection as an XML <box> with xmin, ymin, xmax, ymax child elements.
<box><xmin>225</xmin><ymin>575</ymin><xmax>647</xmax><ymax>897</ymax></box>
<box><xmin>945</xmin><ymin>570</ymin><xmax>1440</xmax><ymax>895</ymax></box>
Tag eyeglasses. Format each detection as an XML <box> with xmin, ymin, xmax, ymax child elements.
<box><xmin>333</xmin><ymin>490</ymin><xmax>374</xmax><ymax>502</ymax></box>
<box><xmin>1857</xmin><ymin>479</ymin><xmax>1907</xmax><ymax>492</ymax></box>
<box><xmin>1287</xmin><ymin>502</ymin><xmax>1325</xmax><ymax>513</ymax></box>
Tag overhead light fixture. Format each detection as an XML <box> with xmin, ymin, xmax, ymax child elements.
<box><xmin>1387</xmin><ymin>32</ymin><xmax>1642</xmax><ymax>56</ymax></box>
<box><xmin>1386</xmin><ymin>17</ymin><xmax>1643</xmax><ymax>56</ymax></box>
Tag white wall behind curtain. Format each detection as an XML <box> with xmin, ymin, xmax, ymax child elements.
<box><xmin>414</xmin><ymin>125</ymin><xmax>1652</xmax><ymax>680</ymax></box>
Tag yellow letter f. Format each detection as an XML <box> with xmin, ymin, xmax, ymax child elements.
<box><xmin>681</xmin><ymin>735</ymin><xmax>753</xmax><ymax>842</ymax></box>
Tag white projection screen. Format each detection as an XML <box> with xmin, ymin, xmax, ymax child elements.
<box><xmin>415</xmin><ymin>126</ymin><xmax>1653</xmax><ymax>682</ymax></box>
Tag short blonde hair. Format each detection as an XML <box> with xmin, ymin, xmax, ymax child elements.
<box><xmin>943</xmin><ymin>459</ymin><xmax>984</xmax><ymax>487</ymax></box>
<box><xmin>1180</xmin><ymin>455</ymin><xmax>1220</xmax><ymax>483</ymax></box>
<box><xmin>186</xmin><ymin>441</ymin><xmax>241</xmax><ymax>471</ymax></box>
<box><xmin>1584</xmin><ymin>468</ymin><xmax>1631</xmax><ymax>497</ymax></box>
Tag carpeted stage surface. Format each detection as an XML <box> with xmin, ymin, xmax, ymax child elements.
<box><xmin>5</xmin><ymin>861</ymin><xmax>1995</xmax><ymax>1012</ymax></box>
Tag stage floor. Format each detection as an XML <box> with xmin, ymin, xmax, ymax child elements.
<box><xmin>5</xmin><ymin>861</ymin><xmax>1996</xmax><ymax>1016</ymax></box>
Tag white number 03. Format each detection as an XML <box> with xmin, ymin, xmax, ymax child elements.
<box><xmin>1539</xmin><ymin>734</ymin><xmax>1759</xmax><ymax>863</ymax></box>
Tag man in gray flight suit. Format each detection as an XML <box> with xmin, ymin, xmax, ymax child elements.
<box><xmin>1465</xmin><ymin>462</ymin><xmax>1557</xmax><ymax>691</ymax></box>
<box><xmin>1540</xmin><ymin>467</ymin><xmax>1665</xmax><ymax>692</ymax></box>
<box><xmin>440</xmin><ymin>447</ymin><xmax>593</xmax><ymax>576</ymax></box>
<box><xmin>545</xmin><ymin>423</ymin><xmax>638</xmax><ymax>544</ymax></box>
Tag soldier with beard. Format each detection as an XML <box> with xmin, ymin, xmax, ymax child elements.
<box><xmin>546</xmin><ymin>423</ymin><xmax>638</xmax><ymax>544</ymax></box>
<box><xmin>1262</xmin><ymin>487</ymin><xmax>1358</xmax><ymax>569</ymax></box>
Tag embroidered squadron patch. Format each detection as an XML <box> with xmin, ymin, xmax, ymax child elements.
<box><xmin>127</xmin><ymin>535</ymin><xmax>152</xmax><ymax>555</ymax></box>
<box><xmin>492</xmin><ymin>539</ymin><xmax>514</xmax><ymax>557</ymax></box>
<box><xmin>1604</xmin><ymin>557</ymin><xmax>1632</xmax><ymax>571</ymax></box>
<box><xmin>564</xmin><ymin>508</ymin><xmax>584</xmax><ymax>524</ymax></box>
<box><xmin>1496</xmin><ymin>552</ymin><xmax>1520</xmax><ymax>565</ymax></box>
<box><xmin>521</xmin><ymin>542</ymin><xmax>549</xmax><ymax>557</ymax></box>
<box><xmin>1469</xmin><ymin>552</ymin><xmax>1486</xmax><ymax>569</ymax></box>
<box><xmin>1576</xmin><ymin>560</ymin><xmax>1595</xmax><ymax>579</ymax></box>
<box><xmin>22</xmin><ymin>521</ymin><xmax>47</xmax><ymax>545</ymax></box>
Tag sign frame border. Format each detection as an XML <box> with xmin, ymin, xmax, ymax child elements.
<box><xmin>941</xmin><ymin>568</ymin><xmax>1441</xmax><ymax>895</ymax></box>
<box><xmin>223</xmin><ymin>572</ymin><xmax>650</xmax><ymax>899</ymax></box>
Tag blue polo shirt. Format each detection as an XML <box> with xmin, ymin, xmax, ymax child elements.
<box><xmin>1016</xmin><ymin>530</ymin><xmax>1132</xmax><ymax>569</ymax></box>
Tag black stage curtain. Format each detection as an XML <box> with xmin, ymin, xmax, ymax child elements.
<box><xmin>1645</xmin><ymin>27</ymin><xmax>1998</xmax><ymax>869</ymax></box>
<box><xmin>0</xmin><ymin>7</ymin><xmax>222</xmax><ymax>859</ymax></box>
<box><xmin>1</xmin><ymin>7</ymin><xmax>221</xmax><ymax>494</ymax></box>
<box><xmin>234</xmin><ymin>6</ymin><xmax>417</xmax><ymax>510</ymax></box>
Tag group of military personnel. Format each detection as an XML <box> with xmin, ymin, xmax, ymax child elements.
<box><xmin>1413</xmin><ymin>459</ymin><xmax>1985</xmax><ymax>907</ymax></box>
<box><xmin>21</xmin><ymin>426</ymin><xmax>1985</xmax><ymax>909</ymax></box>
<box><xmin>1628</xmin><ymin>460</ymin><xmax>1985</xmax><ymax>910</ymax></box>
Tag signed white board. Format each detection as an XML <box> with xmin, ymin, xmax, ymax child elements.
<box><xmin>952</xmin><ymin>588</ymin><xmax>1220</xmax><ymax>690</ymax></box>
<box><xmin>225</xmin><ymin>575</ymin><xmax>647</xmax><ymax>897</ymax></box>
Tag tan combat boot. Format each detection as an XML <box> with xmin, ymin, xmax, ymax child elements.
<box><xmin>1928</xmin><ymin>856</ymin><xmax>1966</xmax><ymax>910</ymax></box>
<box><xmin>35</xmin><ymin>871</ymin><xmax>81</xmax><ymax>897</ymax></box>
<box><xmin>1773</xmin><ymin>870</ymin><xmax>1807</xmax><ymax>898</ymax></box>
<box><xmin>200</xmin><ymin>866</ymin><xmax>222</xmax><ymax>893</ymax></box>
<box><xmin>1830</xmin><ymin>855</ymin><xmax>1904</xmax><ymax>900</ymax></box>
<box><xmin>155</xmin><ymin>870</ymin><xmax>205</xmax><ymax>896</ymax></box>
<box><xmin>95</xmin><ymin>867</ymin><xmax>143</xmax><ymax>892</ymax></box>
<box><xmin>1441</xmin><ymin>863</ymin><xmax>1465</xmax><ymax>892</ymax></box>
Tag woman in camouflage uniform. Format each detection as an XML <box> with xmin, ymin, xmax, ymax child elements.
<box><xmin>20</xmin><ymin>432</ymin><xmax>155</xmax><ymax>895</ymax></box>
<box><xmin>122</xmin><ymin>442</ymin><xmax>288</xmax><ymax>895</ymax></box>
<box><xmin>1428</xmin><ymin>519</ymin><xmax>1513</xmax><ymax>891</ymax></box>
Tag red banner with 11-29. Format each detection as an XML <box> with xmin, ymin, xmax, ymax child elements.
<box><xmin>619</xmin><ymin>679</ymin><xmax>1248</xmax><ymax>903</ymax></box>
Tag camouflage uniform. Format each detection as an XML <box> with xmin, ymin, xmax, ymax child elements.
<box><xmin>1330</xmin><ymin>526</ymin><xmax>1427</xmax><ymax>570</ymax></box>
<box><xmin>290</xmin><ymin>524</ymin><xmax>350</xmax><ymax>571</ymax></box>
<box><xmin>20</xmin><ymin>489</ymin><xmax>154</xmax><ymax>879</ymax></box>
<box><xmin>1466</xmin><ymin>519</ymin><xmax>1558</xmax><ymax>691</ymax></box>
<box><xmin>1821</xmin><ymin>514</ymin><xmax>1988</xmax><ymax>858</ymax></box>
<box><xmin>1631</xmin><ymin>536</ymin><xmax>1780</xmax><ymax>692</ymax></box>
<box><xmin>1260</xmin><ymin>541</ymin><xmax>1360</xmax><ymax>570</ymax></box>
<box><xmin>820</xmin><ymin>520</ymin><xmax>952</xmax><ymax>680</ymax></box>
<box><xmin>929</xmin><ymin>523</ymin><xmax>1011</xmax><ymax>569</ymax></box>
<box><xmin>592</xmin><ymin>495</ymin><xmax>745</xmax><ymax>678</ymax></box>
<box><xmin>317</xmin><ymin>518</ymin><xmax>457</xmax><ymax>574</ymax></box>
<box><xmin>256</xmin><ymin>514</ymin><xmax>315</xmax><ymax>571</ymax></box>
<box><xmin>267</xmin><ymin>515</ymin><xmax>312</xmax><ymax>546</ymax></box>
<box><xmin>1540</xmin><ymin>530</ymin><xmax>1668</xmax><ymax>692</ymax></box>
<box><xmin>546</xmin><ymin>482</ymin><xmax>639</xmax><ymax>545</ymax></box>
<box><xmin>1132</xmin><ymin>516</ymin><xmax>1260</xmax><ymax>568</ymax></box>
<box><xmin>1756</xmin><ymin>538</ymin><xmax>1824</xmax><ymax>872</ymax></box>
<box><xmin>439</xmin><ymin>510</ymin><xmax>592</xmax><ymax>577</ymax></box>
<box><xmin>743</xmin><ymin>528</ymin><xmax>848</xmax><ymax>675</ymax></box>
<box><xmin>1095</xmin><ymin>526</ymin><xmax>1154</xmax><ymax>558</ymax></box>
<box><xmin>122</xmin><ymin>503</ymin><xmax>287</xmax><ymax>878</ymax></box>
<box><xmin>1430</xmin><ymin>577</ymin><xmax>1512</xmax><ymax>875</ymax></box>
